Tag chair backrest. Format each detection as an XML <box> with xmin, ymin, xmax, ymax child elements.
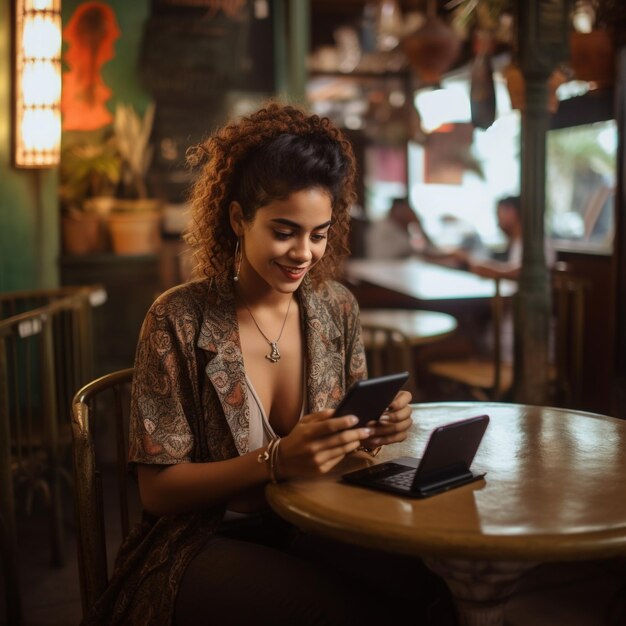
<box><xmin>0</xmin><ymin>285</ymin><xmax>106</xmax><ymax>428</ymax></box>
<box><xmin>71</xmin><ymin>368</ymin><xmax>136</xmax><ymax>616</ymax></box>
<box><xmin>0</xmin><ymin>286</ymin><xmax>103</xmax><ymax>625</ymax></box>
<box><xmin>551</xmin><ymin>265</ymin><xmax>587</xmax><ymax>407</ymax></box>
<box><xmin>360</xmin><ymin>323</ymin><xmax>417</xmax><ymax>397</ymax></box>
<box><xmin>489</xmin><ymin>278</ymin><xmax>504</xmax><ymax>397</ymax></box>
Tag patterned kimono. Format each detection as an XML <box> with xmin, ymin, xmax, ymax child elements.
<box><xmin>83</xmin><ymin>273</ymin><xmax>366</xmax><ymax>625</ymax></box>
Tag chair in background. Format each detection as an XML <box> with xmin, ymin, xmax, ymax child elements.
<box><xmin>0</xmin><ymin>286</ymin><xmax>104</xmax><ymax>626</ymax></box>
<box><xmin>425</xmin><ymin>278</ymin><xmax>512</xmax><ymax>401</ymax></box>
<box><xmin>425</xmin><ymin>269</ymin><xmax>587</xmax><ymax>407</ymax></box>
<box><xmin>360</xmin><ymin>322</ymin><xmax>418</xmax><ymax>399</ymax></box>
<box><xmin>71</xmin><ymin>368</ymin><xmax>137</xmax><ymax>618</ymax></box>
<box><xmin>551</xmin><ymin>264</ymin><xmax>587</xmax><ymax>407</ymax></box>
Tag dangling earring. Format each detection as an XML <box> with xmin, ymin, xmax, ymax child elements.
<box><xmin>233</xmin><ymin>238</ymin><xmax>242</xmax><ymax>282</ymax></box>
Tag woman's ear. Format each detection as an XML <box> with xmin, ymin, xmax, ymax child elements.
<box><xmin>229</xmin><ymin>201</ymin><xmax>244</xmax><ymax>236</ymax></box>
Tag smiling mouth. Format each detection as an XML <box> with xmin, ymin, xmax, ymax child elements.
<box><xmin>277</xmin><ymin>264</ymin><xmax>308</xmax><ymax>278</ymax></box>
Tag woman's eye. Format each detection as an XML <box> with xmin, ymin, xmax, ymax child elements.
<box><xmin>274</xmin><ymin>231</ymin><xmax>292</xmax><ymax>240</ymax></box>
<box><xmin>311</xmin><ymin>233</ymin><xmax>327</xmax><ymax>242</ymax></box>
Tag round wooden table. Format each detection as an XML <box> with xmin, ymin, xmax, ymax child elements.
<box><xmin>359</xmin><ymin>309</ymin><xmax>457</xmax><ymax>346</ymax></box>
<box><xmin>266</xmin><ymin>402</ymin><xmax>626</xmax><ymax>626</ymax></box>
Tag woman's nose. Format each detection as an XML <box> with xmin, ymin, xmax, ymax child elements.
<box><xmin>290</xmin><ymin>236</ymin><xmax>313</xmax><ymax>262</ymax></box>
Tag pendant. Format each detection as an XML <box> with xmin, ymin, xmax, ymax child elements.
<box><xmin>265</xmin><ymin>342</ymin><xmax>281</xmax><ymax>363</ymax></box>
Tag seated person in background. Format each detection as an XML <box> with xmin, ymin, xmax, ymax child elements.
<box><xmin>417</xmin><ymin>196</ymin><xmax>555</xmax><ymax>374</ymax></box>
<box><xmin>365</xmin><ymin>197</ymin><xmax>422</xmax><ymax>259</ymax></box>
<box><xmin>465</xmin><ymin>195</ymin><xmax>524</xmax><ymax>280</ymax></box>
<box><xmin>423</xmin><ymin>195</ymin><xmax>554</xmax><ymax>280</ymax></box>
<box><xmin>415</xmin><ymin>213</ymin><xmax>487</xmax><ymax>268</ymax></box>
<box><xmin>465</xmin><ymin>195</ymin><xmax>555</xmax><ymax>363</ymax></box>
<box><xmin>466</xmin><ymin>195</ymin><xmax>555</xmax><ymax>280</ymax></box>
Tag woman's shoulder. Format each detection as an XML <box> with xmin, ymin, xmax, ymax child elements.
<box><xmin>308</xmin><ymin>280</ymin><xmax>360</xmax><ymax>324</ymax></box>
<box><xmin>148</xmin><ymin>278</ymin><xmax>215</xmax><ymax>318</ymax></box>
<box><xmin>314</xmin><ymin>279</ymin><xmax>357</xmax><ymax>305</ymax></box>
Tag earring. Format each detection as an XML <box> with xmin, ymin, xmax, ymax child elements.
<box><xmin>233</xmin><ymin>238</ymin><xmax>242</xmax><ymax>282</ymax></box>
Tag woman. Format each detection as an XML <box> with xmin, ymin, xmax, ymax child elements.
<box><xmin>85</xmin><ymin>103</ymin><xmax>447</xmax><ymax>626</ymax></box>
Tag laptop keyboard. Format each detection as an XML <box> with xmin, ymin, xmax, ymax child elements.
<box><xmin>375</xmin><ymin>468</ymin><xmax>415</xmax><ymax>489</ymax></box>
<box><xmin>349</xmin><ymin>462</ymin><xmax>416</xmax><ymax>489</ymax></box>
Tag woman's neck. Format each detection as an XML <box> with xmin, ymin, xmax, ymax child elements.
<box><xmin>236</xmin><ymin>273</ymin><xmax>293</xmax><ymax>308</ymax></box>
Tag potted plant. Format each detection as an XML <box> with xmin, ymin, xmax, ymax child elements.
<box><xmin>59</xmin><ymin>137</ymin><xmax>121</xmax><ymax>255</ymax></box>
<box><xmin>107</xmin><ymin>103</ymin><xmax>162</xmax><ymax>255</ymax></box>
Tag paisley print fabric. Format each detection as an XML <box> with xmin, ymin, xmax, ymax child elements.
<box><xmin>82</xmin><ymin>273</ymin><xmax>366</xmax><ymax>625</ymax></box>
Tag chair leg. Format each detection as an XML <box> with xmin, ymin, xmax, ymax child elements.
<box><xmin>48</xmin><ymin>469</ymin><xmax>66</xmax><ymax>568</ymax></box>
<box><xmin>0</xmin><ymin>512</ymin><xmax>23</xmax><ymax>625</ymax></box>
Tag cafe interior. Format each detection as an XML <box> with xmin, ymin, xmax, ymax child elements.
<box><xmin>2</xmin><ymin>0</ymin><xmax>626</xmax><ymax>624</ymax></box>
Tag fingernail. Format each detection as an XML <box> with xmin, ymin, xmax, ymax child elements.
<box><xmin>362</xmin><ymin>428</ymin><xmax>373</xmax><ymax>436</ymax></box>
<box><xmin>369</xmin><ymin>438</ymin><xmax>381</xmax><ymax>445</ymax></box>
<box><xmin>348</xmin><ymin>415</ymin><xmax>359</xmax><ymax>425</ymax></box>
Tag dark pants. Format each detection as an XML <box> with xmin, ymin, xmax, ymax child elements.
<box><xmin>174</xmin><ymin>510</ymin><xmax>457</xmax><ymax>626</ymax></box>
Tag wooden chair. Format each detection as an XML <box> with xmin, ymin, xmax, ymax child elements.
<box><xmin>360</xmin><ymin>322</ymin><xmax>418</xmax><ymax>398</ymax></box>
<box><xmin>425</xmin><ymin>269</ymin><xmax>587</xmax><ymax>406</ymax></box>
<box><xmin>425</xmin><ymin>279</ymin><xmax>512</xmax><ymax>401</ymax></box>
<box><xmin>70</xmin><ymin>368</ymin><xmax>138</xmax><ymax>617</ymax></box>
<box><xmin>550</xmin><ymin>264</ymin><xmax>587</xmax><ymax>407</ymax></box>
<box><xmin>0</xmin><ymin>286</ymin><xmax>103</xmax><ymax>625</ymax></box>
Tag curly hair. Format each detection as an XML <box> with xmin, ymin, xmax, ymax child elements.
<box><xmin>184</xmin><ymin>102</ymin><xmax>357</xmax><ymax>284</ymax></box>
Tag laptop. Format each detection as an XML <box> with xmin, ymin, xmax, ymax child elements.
<box><xmin>342</xmin><ymin>414</ymin><xmax>489</xmax><ymax>498</ymax></box>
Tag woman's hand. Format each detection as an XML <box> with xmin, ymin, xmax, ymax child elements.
<box><xmin>359</xmin><ymin>390</ymin><xmax>413</xmax><ymax>449</ymax></box>
<box><xmin>279</xmin><ymin>410</ymin><xmax>373</xmax><ymax>479</ymax></box>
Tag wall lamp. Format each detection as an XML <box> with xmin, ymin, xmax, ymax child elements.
<box><xmin>13</xmin><ymin>0</ymin><xmax>62</xmax><ymax>168</ymax></box>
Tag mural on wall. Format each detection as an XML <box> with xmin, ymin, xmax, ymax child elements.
<box><xmin>62</xmin><ymin>2</ymin><xmax>120</xmax><ymax>130</ymax></box>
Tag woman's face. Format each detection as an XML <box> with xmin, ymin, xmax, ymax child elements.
<box><xmin>231</xmin><ymin>188</ymin><xmax>333</xmax><ymax>295</ymax></box>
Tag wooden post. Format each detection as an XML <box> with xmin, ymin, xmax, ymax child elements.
<box><xmin>273</xmin><ymin>0</ymin><xmax>288</xmax><ymax>96</ymax></box>
<box><xmin>614</xmin><ymin>47</ymin><xmax>626</xmax><ymax>418</ymax></box>
<box><xmin>0</xmin><ymin>339</ymin><xmax>23</xmax><ymax>624</ymax></box>
<box><xmin>513</xmin><ymin>0</ymin><xmax>569</xmax><ymax>404</ymax></box>
<box><xmin>288</xmin><ymin>0</ymin><xmax>310</xmax><ymax>103</ymax></box>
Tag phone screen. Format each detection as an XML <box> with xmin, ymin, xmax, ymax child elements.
<box><xmin>334</xmin><ymin>372</ymin><xmax>409</xmax><ymax>428</ymax></box>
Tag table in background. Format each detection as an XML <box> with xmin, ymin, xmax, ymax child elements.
<box><xmin>267</xmin><ymin>402</ymin><xmax>626</xmax><ymax>626</ymax></box>
<box><xmin>358</xmin><ymin>309</ymin><xmax>457</xmax><ymax>346</ymax></box>
<box><xmin>346</xmin><ymin>258</ymin><xmax>518</xmax><ymax>301</ymax></box>
<box><xmin>345</xmin><ymin>258</ymin><xmax>517</xmax><ymax>312</ymax></box>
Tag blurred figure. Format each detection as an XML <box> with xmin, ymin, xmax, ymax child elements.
<box><xmin>467</xmin><ymin>195</ymin><xmax>555</xmax><ymax>364</ymax></box>
<box><xmin>429</xmin><ymin>195</ymin><xmax>554</xmax><ymax>279</ymax></box>
<box><xmin>365</xmin><ymin>197</ymin><xmax>424</xmax><ymax>259</ymax></box>
<box><xmin>417</xmin><ymin>196</ymin><xmax>556</xmax><ymax>388</ymax></box>
<box><xmin>469</xmin><ymin>195</ymin><xmax>556</xmax><ymax>278</ymax></box>
<box><xmin>418</xmin><ymin>213</ymin><xmax>487</xmax><ymax>268</ymax></box>
<box><xmin>467</xmin><ymin>195</ymin><xmax>525</xmax><ymax>279</ymax></box>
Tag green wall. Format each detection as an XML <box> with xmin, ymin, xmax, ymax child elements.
<box><xmin>0</xmin><ymin>0</ymin><xmax>150</xmax><ymax>293</ymax></box>
<box><xmin>0</xmin><ymin>0</ymin><xmax>59</xmax><ymax>291</ymax></box>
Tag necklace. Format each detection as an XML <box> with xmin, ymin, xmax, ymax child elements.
<box><xmin>240</xmin><ymin>292</ymin><xmax>293</xmax><ymax>363</ymax></box>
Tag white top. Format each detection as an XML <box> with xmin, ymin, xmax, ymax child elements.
<box><xmin>508</xmin><ymin>237</ymin><xmax>556</xmax><ymax>267</ymax></box>
<box><xmin>246</xmin><ymin>373</ymin><xmax>278</xmax><ymax>449</ymax></box>
<box><xmin>223</xmin><ymin>372</ymin><xmax>306</xmax><ymax>519</ymax></box>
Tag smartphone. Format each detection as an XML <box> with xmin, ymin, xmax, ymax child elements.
<box><xmin>334</xmin><ymin>372</ymin><xmax>410</xmax><ymax>428</ymax></box>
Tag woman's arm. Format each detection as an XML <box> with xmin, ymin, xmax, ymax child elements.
<box><xmin>138</xmin><ymin>410</ymin><xmax>372</xmax><ymax>516</ymax></box>
<box><xmin>469</xmin><ymin>258</ymin><xmax>520</xmax><ymax>280</ymax></box>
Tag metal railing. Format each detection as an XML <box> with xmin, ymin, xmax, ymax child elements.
<box><xmin>0</xmin><ymin>285</ymin><xmax>106</xmax><ymax>626</ymax></box>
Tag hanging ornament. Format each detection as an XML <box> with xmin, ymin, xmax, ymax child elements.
<box><xmin>470</xmin><ymin>29</ymin><xmax>496</xmax><ymax>130</ymax></box>
<box><xmin>376</xmin><ymin>0</ymin><xmax>403</xmax><ymax>51</ymax></box>
<box><xmin>569</xmin><ymin>29</ymin><xmax>615</xmax><ymax>88</ymax></box>
<box><xmin>402</xmin><ymin>1</ymin><xmax>461</xmax><ymax>85</ymax></box>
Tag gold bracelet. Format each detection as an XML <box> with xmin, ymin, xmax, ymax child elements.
<box><xmin>257</xmin><ymin>437</ymin><xmax>281</xmax><ymax>483</ymax></box>
<box><xmin>356</xmin><ymin>445</ymin><xmax>382</xmax><ymax>457</ymax></box>
<box><xmin>269</xmin><ymin>437</ymin><xmax>282</xmax><ymax>484</ymax></box>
